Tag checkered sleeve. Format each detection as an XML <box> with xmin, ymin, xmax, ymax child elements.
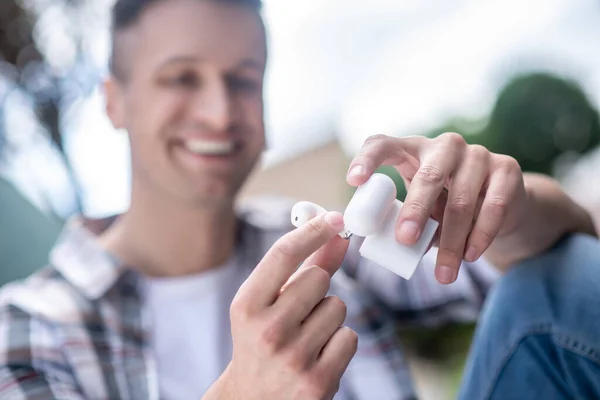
<box><xmin>343</xmin><ymin>238</ymin><xmax>501</xmax><ymax>328</ymax></box>
<box><xmin>0</xmin><ymin>305</ymin><xmax>84</xmax><ymax>400</ymax></box>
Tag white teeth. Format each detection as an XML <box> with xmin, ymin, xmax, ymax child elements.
<box><xmin>184</xmin><ymin>140</ymin><xmax>235</xmax><ymax>155</ymax></box>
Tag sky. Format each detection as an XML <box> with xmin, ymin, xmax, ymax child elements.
<box><xmin>4</xmin><ymin>0</ymin><xmax>600</xmax><ymax>218</ymax></box>
<box><xmin>338</xmin><ymin>0</ymin><xmax>600</xmax><ymax>154</ymax></box>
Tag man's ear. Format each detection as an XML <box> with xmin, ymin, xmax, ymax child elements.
<box><xmin>104</xmin><ymin>77</ymin><xmax>126</xmax><ymax>130</ymax></box>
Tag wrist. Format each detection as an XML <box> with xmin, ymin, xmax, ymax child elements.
<box><xmin>564</xmin><ymin>194</ymin><xmax>597</xmax><ymax>238</ymax></box>
<box><xmin>526</xmin><ymin>173</ymin><xmax>597</xmax><ymax>238</ymax></box>
<box><xmin>486</xmin><ymin>173</ymin><xmax>593</xmax><ymax>270</ymax></box>
<box><xmin>203</xmin><ymin>364</ymin><xmax>236</xmax><ymax>400</ymax></box>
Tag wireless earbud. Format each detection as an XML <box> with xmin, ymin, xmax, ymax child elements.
<box><xmin>291</xmin><ymin>173</ymin><xmax>439</xmax><ymax>280</ymax></box>
<box><xmin>290</xmin><ymin>201</ymin><xmax>327</xmax><ymax>227</ymax></box>
<box><xmin>291</xmin><ymin>201</ymin><xmax>352</xmax><ymax>239</ymax></box>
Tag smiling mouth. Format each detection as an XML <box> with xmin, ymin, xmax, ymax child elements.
<box><xmin>183</xmin><ymin>139</ymin><xmax>237</xmax><ymax>156</ymax></box>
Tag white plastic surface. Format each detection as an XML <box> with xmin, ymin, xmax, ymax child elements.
<box><xmin>358</xmin><ymin>199</ymin><xmax>439</xmax><ymax>279</ymax></box>
<box><xmin>290</xmin><ymin>173</ymin><xmax>439</xmax><ymax>280</ymax></box>
<box><xmin>290</xmin><ymin>201</ymin><xmax>328</xmax><ymax>227</ymax></box>
<box><xmin>344</xmin><ymin>173</ymin><xmax>397</xmax><ymax>237</ymax></box>
<box><xmin>290</xmin><ymin>201</ymin><xmax>352</xmax><ymax>239</ymax></box>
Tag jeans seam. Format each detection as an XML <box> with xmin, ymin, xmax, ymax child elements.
<box><xmin>483</xmin><ymin>324</ymin><xmax>600</xmax><ymax>400</ymax></box>
<box><xmin>553</xmin><ymin>333</ymin><xmax>600</xmax><ymax>365</ymax></box>
<box><xmin>483</xmin><ymin>322</ymin><xmax>553</xmax><ymax>400</ymax></box>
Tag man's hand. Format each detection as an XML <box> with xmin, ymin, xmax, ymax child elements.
<box><xmin>484</xmin><ymin>172</ymin><xmax>597</xmax><ymax>270</ymax></box>
<box><xmin>346</xmin><ymin>133</ymin><xmax>528</xmax><ymax>284</ymax></box>
<box><xmin>204</xmin><ymin>212</ymin><xmax>356</xmax><ymax>400</ymax></box>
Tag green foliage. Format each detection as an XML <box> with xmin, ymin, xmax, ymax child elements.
<box><xmin>414</xmin><ymin>72</ymin><xmax>600</xmax><ymax>177</ymax></box>
<box><xmin>398</xmin><ymin>323</ymin><xmax>476</xmax><ymax>361</ymax></box>
<box><xmin>483</xmin><ymin>73</ymin><xmax>600</xmax><ymax>175</ymax></box>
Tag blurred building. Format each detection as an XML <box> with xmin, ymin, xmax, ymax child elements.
<box><xmin>239</xmin><ymin>139</ymin><xmax>351</xmax><ymax>212</ymax></box>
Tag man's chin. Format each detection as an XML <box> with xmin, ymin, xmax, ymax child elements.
<box><xmin>185</xmin><ymin>182</ymin><xmax>243</xmax><ymax>209</ymax></box>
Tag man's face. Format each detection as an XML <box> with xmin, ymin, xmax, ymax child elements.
<box><xmin>106</xmin><ymin>0</ymin><xmax>267</xmax><ymax>206</ymax></box>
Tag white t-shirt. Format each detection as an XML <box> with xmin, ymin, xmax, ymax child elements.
<box><xmin>143</xmin><ymin>253</ymin><xmax>350</xmax><ymax>400</ymax></box>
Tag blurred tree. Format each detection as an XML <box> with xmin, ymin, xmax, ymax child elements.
<box><xmin>409</xmin><ymin>73</ymin><xmax>600</xmax><ymax>177</ymax></box>
<box><xmin>485</xmin><ymin>73</ymin><xmax>600</xmax><ymax>175</ymax></box>
<box><xmin>0</xmin><ymin>0</ymin><xmax>102</xmax><ymax>217</ymax></box>
<box><xmin>355</xmin><ymin>72</ymin><xmax>600</xmax><ymax>204</ymax></box>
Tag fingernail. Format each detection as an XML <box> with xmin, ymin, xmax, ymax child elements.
<box><xmin>397</xmin><ymin>221</ymin><xmax>420</xmax><ymax>244</ymax></box>
<box><xmin>465</xmin><ymin>246</ymin><xmax>478</xmax><ymax>262</ymax></box>
<box><xmin>324</xmin><ymin>212</ymin><xmax>345</xmax><ymax>231</ymax></box>
<box><xmin>437</xmin><ymin>266</ymin><xmax>454</xmax><ymax>284</ymax></box>
<box><xmin>348</xmin><ymin>165</ymin><xmax>365</xmax><ymax>179</ymax></box>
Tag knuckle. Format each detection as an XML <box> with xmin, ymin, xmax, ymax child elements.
<box><xmin>448</xmin><ymin>192</ymin><xmax>473</xmax><ymax>214</ymax></box>
<box><xmin>468</xmin><ymin>144</ymin><xmax>490</xmax><ymax>162</ymax></box>
<box><xmin>362</xmin><ymin>135</ymin><xmax>390</xmax><ymax>155</ymax></box>
<box><xmin>487</xmin><ymin>195</ymin><xmax>509</xmax><ymax>218</ymax></box>
<box><xmin>404</xmin><ymin>199</ymin><xmax>429</xmax><ymax>219</ymax></box>
<box><xmin>495</xmin><ymin>155</ymin><xmax>521</xmax><ymax>174</ymax></box>
<box><xmin>307</xmin><ymin>266</ymin><xmax>331</xmax><ymax>292</ymax></box>
<box><xmin>472</xmin><ymin>226</ymin><xmax>495</xmax><ymax>245</ymax></box>
<box><xmin>327</xmin><ymin>296</ymin><xmax>347</xmax><ymax>319</ymax></box>
<box><xmin>440</xmin><ymin>246</ymin><xmax>464</xmax><ymax>263</ymax></box>
<box><xmin>285</xmin><ymin>347</ymin><xmax>309</xmax><ymax>372</ymax></box>
<box><xmin>229</xmin><ymin>296</ymin><xmax>250</xmax><ymax>323</ymax></box>
<box><xmin>364</xmin><ymin>133</ymin><xmax>388</xmax><ymax>145</ymax></box>
<box><xmin>415</xmin><ymin>165</ymin><xmax>445</xmax><ymax>186</ymax></box>
<box><xmin>353</xmin><ymin>147</ymin><xmax>386</xmax><ymax>167</ymax></box>
<box><xmin>258</xmin><ymin>315</ymin><xmax>287</xmax><ymax>352</ymax></box>
<box><xmin>440</xmin><ymin>132</ymin><xmax>466</xmax><ymax>147</ymax></box>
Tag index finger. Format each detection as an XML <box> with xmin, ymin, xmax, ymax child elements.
<box><xmin>239</xmin><ymin>211</ymin><xmax>345</xmax><ymax>310</ymax></box>
<box><xmin>303</xmin><ymin>234</ymin><xmax>350</xmax><ymax>277</ymax></box>
<box><xmin>346</xmin><ymin>134</ymin><xmax>424</xmax><ymax>187</ymax></box>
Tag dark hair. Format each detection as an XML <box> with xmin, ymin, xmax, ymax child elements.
<box><xmin>110</xmin><ymin>0</ymin><xmax>263</xmax><ymax>78</ymax></box>
<box><xmin>112</xmin><ymin>0</ymin><xmax>262</xmax><ymax>32</ymax></box>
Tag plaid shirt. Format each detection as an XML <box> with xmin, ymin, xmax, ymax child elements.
<box><xmin>0</xmin><ymin>199</ymin><xmax>499</xmax><ymax>400</ymax></box>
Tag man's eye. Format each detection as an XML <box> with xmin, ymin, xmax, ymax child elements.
<box><xmin>168</xmin><ymin>73</ymin><xmax>199</xmax><ymax>88</ymax></box>
<box><xmin>228</xmin><ymin>77</ymin><xmax>259</xmax><ymax>93</ymax></box>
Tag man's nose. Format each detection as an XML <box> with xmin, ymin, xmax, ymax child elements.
<box><xmin>191</xmin><ymin>78</ymin><xmax>232</xmax><ymax>133</ymax></box>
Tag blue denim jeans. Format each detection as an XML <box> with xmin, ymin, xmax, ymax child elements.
<box><xmin>458</xmin><ymin>234</ymin><xmax>600</xmax><ymax>400</ymax></box>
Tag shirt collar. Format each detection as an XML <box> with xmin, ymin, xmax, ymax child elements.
<box><xmin>49</xmin><ymin>215</ymin><xmax>127</xmax><ymax>300</ymax></box>
<box><xmin>48</xmin><ymin>212</ymin><xmax>266</xmax><ymax>301</ymax></box>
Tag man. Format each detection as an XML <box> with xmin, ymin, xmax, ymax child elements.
<box><xmin>0</xmin><ymin>0</ymin><xmax>598</xmax><ymax>399</ymax></box>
